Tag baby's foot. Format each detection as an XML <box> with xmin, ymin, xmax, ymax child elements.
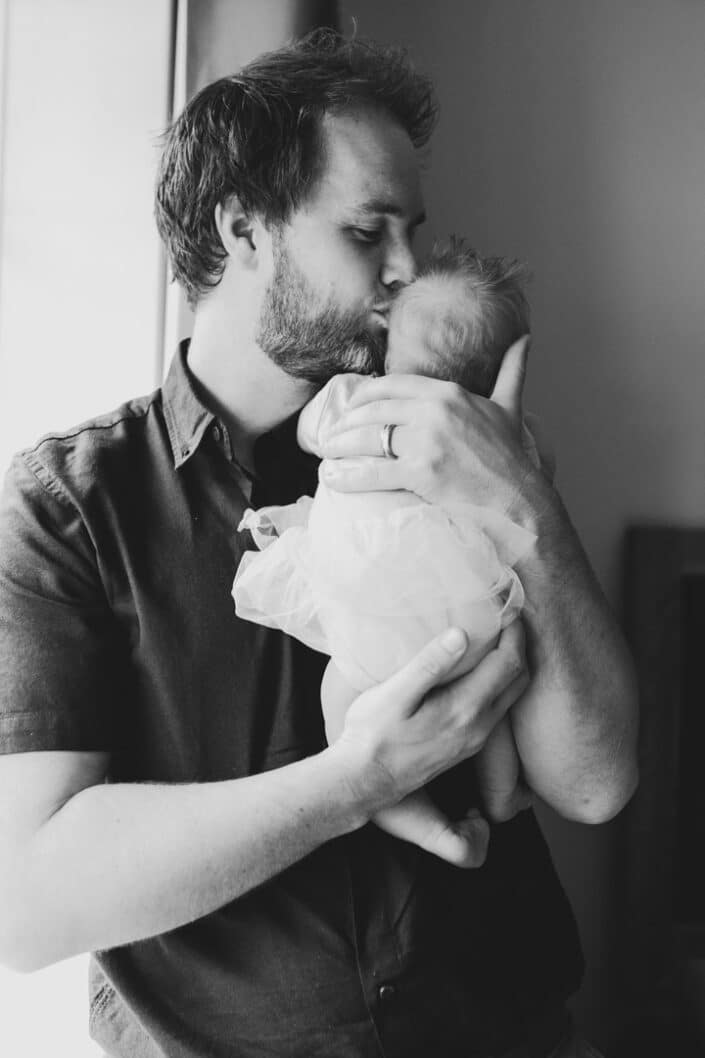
<box><xmin>373</xmin><ymin>794</ymin><xmax>490</xmax><ymax>868</ymax></box>
<box><xmin>423</xmin><ymin>808</ymin><xmax>490</xmax><ymax>868</ymax></box>
<box><xmin>374</xmin><ymin>804</ymin><xmax>490</xmax><ymax>868</ymax></box>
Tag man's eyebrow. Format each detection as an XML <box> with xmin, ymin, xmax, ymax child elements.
<box><xmin>350</xmin><ymin>199</ymin><xmax>427</xmax><ymax>227</ymax></box>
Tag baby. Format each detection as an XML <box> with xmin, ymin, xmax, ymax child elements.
<box><xmin>233</xmin><ymin>241</ymin><xmax>538</xmax><ymax>868</ymax></box>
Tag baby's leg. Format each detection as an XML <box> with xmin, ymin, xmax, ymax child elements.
<box><xmin>475</xmin><ymin>715</ymin><xmax>533</xmax><ymax>822</ymax></box>
<box><xmin>321</xmin><ymin>660</ymin><xmax>490</xmax><ymax>868</ymax></box>
<box><xmin>374</xmin><ymin>792</ymin><xmax>490</xmax><ymax>868</ymax></box>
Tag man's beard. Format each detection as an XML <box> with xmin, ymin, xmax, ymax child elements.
<box><xmin>256</xmin><ymin>241</ymin><xmax>386</xmax><ymax>385</ymax></box>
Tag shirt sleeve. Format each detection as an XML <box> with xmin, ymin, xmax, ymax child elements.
<box><xmin>0</xmin><ymin>451</ymin><xmax>123</xmax><ymax>753</ymax></box>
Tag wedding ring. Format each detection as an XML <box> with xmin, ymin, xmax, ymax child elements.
<box><xmin>380</xmin><ymin>423</ymin><xmax>398</xmax><ymax>460</ymax></box>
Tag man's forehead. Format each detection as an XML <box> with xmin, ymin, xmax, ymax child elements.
<box><xmin>313</xmin><ymin>109</ymin><xmax>425</xmax><ymax>219</ymax></box>
<box><xmin>348</xmin><ymin>196</ymin><xmax>427</xmax><ymax>228</ymax></box>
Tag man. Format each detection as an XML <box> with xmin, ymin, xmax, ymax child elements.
<box><xmin>0</xmin><ymin>31</ymin><xmax>637</xmax><ymax>1058</ymax></box>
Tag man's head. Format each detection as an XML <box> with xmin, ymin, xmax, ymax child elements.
<box><xmin>155</xmin><ymin>30</ymin><xmax>436</xmax><ymax>383</ymax></box>
<box><xmin>385</xmin><ymin>241</ymin><xmax>530</xmax><ymax>396</ymax></box>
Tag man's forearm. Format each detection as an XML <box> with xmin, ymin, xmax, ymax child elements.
<box><xmin>4</xmin><ymin>750</ymin><xmax>365</xmax><ymax>972</ymax></box>
<box><xmin>1</xmin><ymin>623</ymin><xmax>529</xmax><ymax>973</ymax></box>
<box><xmin>511</xmin><ymin>476</ymin><xmax>639</xmax><ymax>822</ymax></box>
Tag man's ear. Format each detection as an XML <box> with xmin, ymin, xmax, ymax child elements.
<box><xmin>214</xmin><ymin>196</ymin><xmax>265</xmax><ymax>267</ymax></box>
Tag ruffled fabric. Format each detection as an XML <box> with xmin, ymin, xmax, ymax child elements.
<box><xmin>233</xmin><ymin>483</ymin><xmax>535</xmax><ymax>692</ymax></box>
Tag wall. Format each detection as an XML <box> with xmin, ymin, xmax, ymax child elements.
<box><xmin>339</xmin><ymin>0</ymin><xmax>705</xmax><ymax>1047</ymax></box>
<box><xmin>0</xmin><ymin>1</ymin><xmax>172</xmax><ymax>1054</ymax></box>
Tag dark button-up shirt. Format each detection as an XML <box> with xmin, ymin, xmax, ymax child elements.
<box><xmin>0</xmin><ymin>343</ymin><xmax>583</xmax><ymax>1058</ymax></box>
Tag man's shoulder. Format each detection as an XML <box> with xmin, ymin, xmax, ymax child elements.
<box><xmin>28</xmin><ymin>387</ymin><xmax>163</xmax><ymax>454</ymax></box>
<box><xmin>10</xmin><ymin>387</ymin><xmax>165</xmax><ymax>509</ymax></box>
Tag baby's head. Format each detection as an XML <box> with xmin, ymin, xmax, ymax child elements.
<box><xmin>385</xmin><ymin>241</ymin><xmax>530</xmax><ymax>396</ymax></box>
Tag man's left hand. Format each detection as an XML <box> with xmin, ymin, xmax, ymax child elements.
<box><xmin>319</xmin><ymin>335</ymin><xmax>541</xmax><ymax>521</ymax></box>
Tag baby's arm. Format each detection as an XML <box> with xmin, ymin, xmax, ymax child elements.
<box><xmin>320</xmin><ymin>659</ymin><xmax>358</xmax><ymax>744</ymax></box>
<box><xmin>474</xmin><ymin>714</ymin><xmax>533</xmax><ymax>822</ymax></box>
<box><xmin>321</xmin><ymin>660</ymin><xmax>489</xmax><ymax>868</ymax></box>
<box><xmin>297</xmin><ymin>374</ymin><xmax>369</xmax><ymax>456</ymax></box>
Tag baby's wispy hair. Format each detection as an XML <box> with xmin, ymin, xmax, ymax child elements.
<box><xmin>390</xmin><ymin>237</ymin><xmax>531</xmax><ymax>396</ymax></box>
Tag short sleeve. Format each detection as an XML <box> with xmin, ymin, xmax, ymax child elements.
<box><xmin>0</xmin><ymin>452</ymin><xmax>123</xmax><ymax>753</ymax></box>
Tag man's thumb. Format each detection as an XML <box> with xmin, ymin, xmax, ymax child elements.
<box><xmin>491</xmin><ymin>334</ymin><xmax>530</xmax><ymax>419</ymax></box>
<box><xmin>392</xmin><ymin>628</ymin><xmax>468</xmax><ymax>706</ymax></box>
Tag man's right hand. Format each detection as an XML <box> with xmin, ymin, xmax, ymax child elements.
<box><xmin>331</xmin><ymin>621</ymin><xmax>529</xmax><ymax>818</ymax></box>
<box><xmin>0</xmin><ymin>622</ymin><xmax>527</xmax><ymax>973</ymax></box>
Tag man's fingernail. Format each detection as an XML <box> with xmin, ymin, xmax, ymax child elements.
<box><xmin>441</xmin><ymin>628</ymin><xmax>466</xmax><ymax>653</ymax></box>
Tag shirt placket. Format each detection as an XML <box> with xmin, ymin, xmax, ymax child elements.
<box><xmin>346</xmin><ymin>830</ymin><xmax>422</xmax><ymax>1058</ymax></box>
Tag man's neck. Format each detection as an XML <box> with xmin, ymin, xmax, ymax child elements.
<box><xmin>187</xmin><ymin>311</ymin><xmax>315</xmax><ymax>469</ymax></box>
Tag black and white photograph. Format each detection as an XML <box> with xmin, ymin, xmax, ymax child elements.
<box><xmin>0</xmin><ymin>2</ymin><xmax>703</xmax><ymax>1056</ymax></box>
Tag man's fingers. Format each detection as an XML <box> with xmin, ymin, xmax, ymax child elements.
<box><xmin>450</xmin><ymin>621</ymin><xmax>528</xmax><ymax>720</ymax></box>
<box><xmin>321</xmin><ymin>423</ymin><xmax>407</xmax><ymax>460</ymax></box>
<box><xmin>385</xmin><ymin>628</ymin><xmax>469</xmax><ymax>709</ymax></box>
<box><xmin>326</xmin><ymin>398</ymin><xmax>415</xmax><ymax>436</ymax></box>
<box><xmin>319</xmin><ymin>455</ymin><xmax>406</xmax><ymax>492</ymax></box>
<box><xmin>523</xmin><ymin>411</ymin><xmax>557</xmax><ymax>483</ymax></box>
<box><xmin>345</xmin><ymin>373</ymin><xmax>445</xmax><ymax>408</ymax></box>
<box><xmin>490</xmin><ymin>334</ymin><xmax>530</xmax><ymax>419</ymax></box>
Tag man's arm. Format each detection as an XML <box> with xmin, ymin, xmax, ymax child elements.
<box><xmin>317</xmin><ymin>337</ymin><xmax>639</xmax><ymax>824</ymax></box>
<box><xmin>0</xmin><ymin>622</ymin><xmax>527</xmax><ymax>973</ymax></box>
<box><xmin>508</xmin><ymin>473</ymin><xmax>638</xmax><ymax>821</ymax></box>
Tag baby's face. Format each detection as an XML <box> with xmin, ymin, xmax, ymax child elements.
<box><xmin>385</xmin><ymin>273</ymin><xmax>472</xmax><ymax>377</ymax></box>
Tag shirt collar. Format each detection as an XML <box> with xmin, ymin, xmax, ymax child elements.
<box><xmin>162</xmin><ymin>340</ymin><xmax>216</xmax><ymax>469</ymax></box>
<box><xmin>161</xmin><ymin>339</ymin><xmax>319</xmax><ymax>485</ymax></box>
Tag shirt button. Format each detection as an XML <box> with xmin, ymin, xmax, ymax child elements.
<box><xmin>378</xmin><ymin>983</ymin><xmax>396</xmax><ymax>1005</ymax></box>
<box><xmin>212</xmin><ymin>424</ymin><xmax>222</xmax><ymax>444</ymax></box>
<box><xmin>180</xmin><ymin>445</ymin><xmax>189</xmax><ymax>458</ymax></box>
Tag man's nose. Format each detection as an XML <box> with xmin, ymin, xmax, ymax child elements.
<box><xmin>379</xmin><ymin>240</ymin><xmax>417</xmax><ymax>292</ymax></box>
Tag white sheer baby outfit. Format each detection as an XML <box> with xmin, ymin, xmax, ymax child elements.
<box><xmin>233</xmin><ymin>374</ymin><xmax>538</xmax><ymax>692</ymax></box>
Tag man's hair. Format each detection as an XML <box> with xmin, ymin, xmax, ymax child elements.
<box><xmin>155</xmin><ymin>29</ymin><xmax>438</xmax><ymax>306</ymax></box>
<box><xmin>389</xmin><ymin>239</ymin><xmax>530</xmax><ymax>396</ymax></box>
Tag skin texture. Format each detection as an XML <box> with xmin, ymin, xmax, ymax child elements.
<box><xmin>0</xmin><ymin>107</ymin><xmax>539</xmax><ymax>973</ymax></box>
